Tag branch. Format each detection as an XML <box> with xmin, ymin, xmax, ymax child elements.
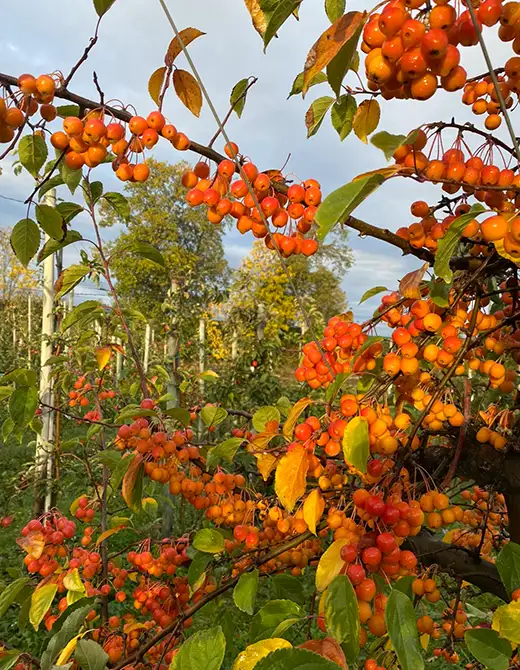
<box><xmin>403</xmin><ymin>530</ymin><xmax>507</xmax><ymax>601</ymax></box>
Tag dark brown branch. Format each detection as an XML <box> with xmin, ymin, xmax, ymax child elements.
<box><xmin>427</xmin><ymin>119</ymin><xmax>518</xmax><ymax>160</ymax></box>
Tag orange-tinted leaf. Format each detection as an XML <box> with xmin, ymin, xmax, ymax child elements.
<box><xmin>122</xmin><ymin>454</ymin><xmax>144</xmax><ymax>512</ymax></box>
<box><xmin>299</xmin><ymin>638</ymin><xmax>348</xmax><ymax>670</ymax></box>
<box><xmin>16</xmin><ymin>531</ymin><xmax>45</xmax><ymax>559</ymax></box>
<box><xmin>110</xmin><ymin>342</ymin><xmax>125</xmax><ymax>356</ymax></box>
<box><xmin>254</xmin><ymin>452</ymin><xmax>280</xmax><ymax>481</ymax></box>
<box><xmin>316</xmin><ymin>539</ymin><xmax>349</xmax><ymax>591</ymax></box>
<box><xmin>353</xmin><ymin>165</ymin><xmax>406</xmax><ymax>181</ymax></box>
<box><xmin>399</xmin><ymin>263</ymin><xmax>428</xmax><ymax>299</ymax></box>
<box><xmin>95</xmin><ymin>346</ymin><xmax>111</xmax><ymax>371</ymax></box>
<box><xmin>303</xmin><ymin>12</ymin><xmax>366</xmax><ymax>95</ymax></box>
<box><xmin>165</xmin><ymin>28</ymin><xmax>205</xmax><ymax>66</ymax></box>
<box><xmin>70</xmin><ymin>494</ymin><xmax>86</xmax><ymax>516</ymax></box>
<box><xmin>244</xmin><ymin>0</ymin><xmax>269</xmax><ymax>36</ymax></box>
<box><xmin>303</xmin><ymin>489</ymin><xmax>325</xmax><ymax>535</ymax></box>
<box><xmin>249</xmin><ymin>431</ymin><xmax>279</xmax><ymax>451</ymax></box>
<box><xmin>283</xmin><ymin>397</ymin><xmax>312</xmax><ymax>440</ymax></box>
<box><xmin>96</xmin><ymin>526</ymin><xmax>125</xmax><ymax>547</ymax></box>
<box><xmin>274</xmin><ymin>445</ymin><xmax>309</xmax><ymax>511</ymax></box>
<box><xmin>173</xmin><ymin>69</ymin><xmax>202</xmax><ymax>117</ymax></box>
<box><xmin>148</xmin><ymin>66</ymin><xmax>167</xmax><ymax>106</ymax></box>
<box><xmin>353</xmin><ymin>99</ymin><xmax>381</xmax><ymax>143</ymax></box>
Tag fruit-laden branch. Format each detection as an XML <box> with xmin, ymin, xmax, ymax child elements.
<box><xmin>0</xmin><ymin>72</ymin><xmax>493</xmax><ymax>274</ymax></box>
<box><xmin>403</xmin><ymin>529</ymin><xmax>507</xmax><ymax>601</ymax></box>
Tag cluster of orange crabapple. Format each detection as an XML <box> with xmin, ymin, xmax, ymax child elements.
<box><xmin>360</xmin><ymin>0</ymin><xmax>503</xmax><ymax>101</ymax></box>
<box><xmin>449</xmin><ymin>486</ymin><xmax>508</xmax><ymax>555</ymax></box>
<box><xmin>462</xmin><ymin>61</ymin><xmax>520</xmax><ymax>130</ymax></box>
<box><xmin>294</xmin><ymin>316</ymin><xmax>383</xmax><ymax>389</ymax></box>
<box><xmin>0</xmin><ymin>73</ymin><xmax>59</xmax><ymax>143</ymax></box>
<box><xmin>181</xmin><ymin>149</ymin><xmax>320</xmax><ymax>257</ymax></box>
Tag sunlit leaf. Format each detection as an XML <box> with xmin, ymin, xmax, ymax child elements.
<box><xmin>253</xmin><ymin>406</ymin><xmax>280</xmax><ymax>432</ymax></box>
<box><xmin>30</xmin><ymin>583</ymin><xmax>58</xmax><ymax>630</ymax></box>
<box><xmin>36</xmin><ymin>204</ymin><xmax>64</xmax><ymax>240</ymax></box>
<box><xmin>234</xmin><ymin>569</ymin><xmax>259</xmax><ymax>615</ymax></box>
<box><xmin>250</xmin><ymin>600</ymin><xmax>302</xmax><ymax>643</ymax></box>
<box><xmin>331</xmin><ymin>94</ymin><xmax>357</xmax><ymax>141</ymax></box>
<box><xmin>303</xmin><ymin>489</ymin><xmax>324</xmax><ymax>536</ymax></box>
<box><xmin>283</xmin><ymin>397</ymin><xmax>312</xmax><ymax>439</ymax></box>
<box><xmin>316</xmin><ymin>539</ymin><xmax>349</xmax><ymax>592</ymax></box>
<box><xmin>353</xmin><ymin>99</ymin><xmax>381</xmax><ymax>143</ymax></box>
<box><xmin>19</xmin><ymin>134</ymin><xmax>47</xmax><ymax>177</ymax></box>
<box><xmin>11</xmin><ymin>219</ymin><xmax>40</xmax><ymax>267</ymax></box>
<box><xmin>55</xmin><ymin>265</ymin><xmax>90</xmax><ymax>300</ymax></box>
<box><xmin>170</xmin><ymin>626</ymin><xmax>225</xmax><ymax>670</ymax></box>
<box><xmin>371</xmin><ymin>131</ymin><xmax>407</xmax><ymax>161</ymax></box>
<box><xmin>288</xmin><ymin>71</ymin><xmax>327</xmax><ymax>99</ymax></box>
<box><xmin>165</xmin><ymin>28</ymin><xmax>205</xmax><ymax>65</ymax></box>
<box><xmin>342</xmin><ymin>416</ymin><xmax>369</xmax><ymax>473</ymax></box>
<box><xmin>274</xmin><ymin>445</ymin><xmax>309</xmax><ymax>511</ymax></box>
<box><xmin>232</xmin><ymin>639</ymin><xmax>292</xmax><ymax>670</ymax></box>
<box><xmin>492</xmin><ymin>599</ymin><xmax>520</xmax><ymax>644</ymax></box>
<box><xmin>95</xmin><ymin>346</ymin><xmax>111</xmax><ymax>371</ymax></box>
<box><xmin>148</xmin><ymin>66</ymin><xmax>167</xmax><ymax>106</ymax></box>
<box><xmin>399</xmin><ymin>263</ymin><xmax>428</xmax><ymax>300</ymax></box>
<box><xmin>193</xmin><ymin>528</ymin><xmax>225</xmax><ymax>554</ymax></box>
<box><xmin>9</xmin><ymin>386</ymin><xmax>38</xmax><ymax>428</ymax></box>
<box><xmin>121</xmin><ymin>454</ymin><xmax>144</xmax><ymax>512</ymax></box>
<box><xmin>465</xmin><ymin>629</ymin><xmax>512</xmax><ymax>670</ymax></box>
<box><xmin>173</xmin><ymin>69</ymin><xmax>203</xmax><ymax>117</ymax></box>
<box><xmin>263</xmin><ymin>0</ymin><xmax>302</xmax><ymax>49</ymax></box>
<box><xmin>385</xmin><ymin>590</ymin><xmax>424</xmax><ymax>670</ymax></box>
<box><xmin>231</xmin><ymin>78</ymin><xmax>251</xmax><ymax>118</ymax></box>
<box><xmin>305</xmin><ymin>96</ymin><xmax>335</xmax><ymax>138</ymax></box>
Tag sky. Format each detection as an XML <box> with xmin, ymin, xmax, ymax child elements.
<box><xmin>0</xmin><ymin>0</ymin><xmax>515</xmax><ymax>322</ymax></box>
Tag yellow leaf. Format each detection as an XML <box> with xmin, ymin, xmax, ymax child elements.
<box><xmin>16</xmin><ymin>531</ymin><xmax>45</xmax><ymax>559</ymax></box>
<box><xmin>173</xmin><ymin>69</ymin><xmax>202</xmax><ymax>117</ymax></box>
<box><xmin>95</xmin><ymin>346</ymin><xmax>111</xmax><ymax>371</ymax></box>
<box><xmin>353</xmin><ymin>165</ymin><xmax>406</xmax><ymax>181</ymax></box>
<box><xmin>190</xmin><ymin>571</ymin><xmax>206</xmax><ymax>597</ymax></box>
<box><xmin>148</xmin><ymin>66</ymin><xmax>167</xmax><ymax>106</ymax></box>
<box><xmin>249</xmin><ymin>431</ymin><xmax>279</xmax><ymax>451</ymax></box>
<box><xmin>69</xmin><ymin>494</ymin><xmax>86</xmax><ymax>516</ymax></box>
<box><xmin>30</xmin><ymin>583</ymin><xmax>58</xmax><ymax>630</ymax></box>
<box><xmin>443</xmin><ymin>530</ymin><xmax>455</xmax><ymax>544</ymax></box>
<box><xmin>127</xmin><ymin>572</ymin><xmax>139</xmax><ymax>583</ymax></box>
<box><xmin>63</xmin><ymin>568</ymin><xmax>84</xmax><ymax>593</ymax></box>
<box><xmin>420</xmin><ymin>633</ymin><xmax>430</xmax><ymax>651</ymax></box>
<box><xmin>493</xmin><ymin>600</ymin><xmax>520</xmax><ymax>644</ymax></box>
<box><xmin>342</xmin><ymin>416</ymin><xmax>369</xmax><ymax>473</ymax></box>
<box><xmin>165</xmin><ymin>28</ymin><xmax>205</xmax><ymax>65</ymax></box>
<box><xmin>233</xmin><ymin>638</ymin><xmax>292</xmax><ymax>670</ymax></box>
<box><xmin>318</xmin><ymin>590</ymin><xmax>327</xmax><ymax>616</ymax></box>
<box><xmin>283</xmin><ymin>397</ymin><xmax>312</xmax><ymax>440</ymax></box>
<box><xmin>302</xmin><ymin>12</ymin><xmax>366</xmax><ymax>95</ymax></box>
<box><xmin>243</xmin><ymin>0</ymin><xmax>268</xmax><ymax>36</ymax></box>
<box><xmin>142</xmin><ymin>497</ymin><xmax>158</xmax><ymax>513</ymax></box>
<box><xmin>494</xmin><ymin>238</ymin><xmax>520</xmax><ymax>266</ymax></box>
<box><xmin>96</xmin><ymin>526</ymin><xmax>125</xmax><ymax>547</ymax></box>
<box><xmin>316</xmin><ymin>539</ymin><xmax>349</xmax><ymax>591</ymax></box>
<box><xmin>254</xmin><ymin>452</ymin><xmax>279</xmax><ymax>481</ymax></box>
<box><xmin>274</xmin><ymin>445</ymin><xmax>309</xmax><ymax>511</ymax></box>
<box><xmin>303</xmin><ymin>489</ymin><xmax>324</xmax><ymax>536</ymax></box>
<box><xmin>56</xmin><ymin>632</ymin><xmax>87</xmax><ymax>666</ymax></box>
<box><xmin>353</xmin><ymin>99</ymin><xmax>381</xmax><ymax>144</ymax></box>
<box><xmin>122</xmin><ymin>454</ymin><xmax>144</xmax><ymax>511</ymax></box>
<box><xmin>399</xmin><ymin>263</ymin><xmax>429</xmax><ymax>299</ymax></box>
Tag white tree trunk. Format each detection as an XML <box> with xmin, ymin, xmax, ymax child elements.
<box><xmin>116</xmin><ymin>337</ymin><xmax>123</xmax><ymax>380</ymax></box>
<box><xmin>144</xmin><ymin>323</ymin><xmax>151</xmax><ymax>373</ymax></box>
<box><xmin>199</xmin><ymin>317</ymin><xmax>205</xmax><ymax>396</ymax></box>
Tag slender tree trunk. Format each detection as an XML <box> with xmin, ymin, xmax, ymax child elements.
<box><xmin>144</xmin><ymin>323</ymin><xmax>151</xmax><ymax>373</ymax></box>
<box><xmin>199</xmin><ymin>317</ymin><xmax>205</xmax><ymax>397</ymax></box>
<box><xmin>231</xmin><ymin>328</ymin><xmax>238</xmax><ymax>360</ymax></box>
<box><xmin>34</xmin><ymin>189</ymin><xmax>56</xmax><ymax>517</ymax></box>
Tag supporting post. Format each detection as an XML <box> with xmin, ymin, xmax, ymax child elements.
<box><xmin>34</xmin><ymin>189</ymin><xmax>56</xmax><ymax>516</ymax></box>
<box><xmin>116</xmin><ymin>337</ymin><xmax>123</xmax><ymax>380</ymax></box>
<box><xmin>231</xmin><ymin>328</ymin><xmax>238</xmax><ymax>360</ymax></box>
<box><xmin>256</xmin><ymin>303</ymin><xmax>266</xmax><ymax>342</ymax></box>
<box><xmin>144</xmin><ymin>323</ymin><xmax>151</xmax><ymax>373</ymax></box>
<box><xmin>27</xmin><ymin>292</ymin><xmax>31</xmax><ymax>366</ymax></box>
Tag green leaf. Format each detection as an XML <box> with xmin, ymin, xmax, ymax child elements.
<box><xmin>370</xmin><ymin>131</ymin><xmax>407</xmax><ymax>161</ymax></box>
<box><xmin>324</xmin><ymin>372</ymin><xmax>350</xmax><ymax>403</ymax></box>
<box><xmin>164</xmin><ymin>407</ymin><xmax>191</xmax><ymax>426</ymax></box>
<box><xmin>324</xmin><ymin>575</ymin><xmax>359</xmax><ymax>663</ymax></box>
<box><xmin>11</xmin><ymin>219</ymin><xmax>40</xmax><ymax>267</ymax></box>
<box><xmin>116</xmin><ymin>407</ymin><xmax>158</xmax><ymax>422</ymax></box>
<box><xmin>60</xmin><ymin>160</ymin><xmax>83</xmax><ymax>195</ymax></box>
<box><xmin>39</xmin><ymin>175</ymin><xmax>64</xmax><ymax>199</ymax></box>
<box><xmin>103</xmin><ymin>192</ymin><xmax>130</xmax><ymax>220</ymax></box>
<box><xmin>0</xmin><ymin>651</ymin><xmax>21</xmax><ymax>670</ymax></box>
<box><xmin>497</xmin><ymin>541</ymin><xmax>520</xmax><ymax>597</ymax></box>
<box><xmin>56</xmin><ymin>105</ymin><xmax>81</xmax><ymax>118</ymax></box>
<box><xmin>61</xmin><ymin>301</ymin><xmax>102</xmax><ymax>332</ymax></box>
<box><xmin>193</xmin><ymin>529</ymin><xmax>225</xmax><ymax>554</ymax></box>
<box><xmin>230</xmin><ymin>78</ymin><xmax>250</xmax><ymax>118</ymax></box>
<box><xmin>359</xmin><ymin>285</ymin><xmax>388</xmax><ymax>304</ymax></box>
<box><xmin>40</xmin><ymin>603</ymin><xmax>93</xmax><ymax>670</ymax></box>
<box><xmin>271</xmin><ymin>574</ymin><xmax>305</xmax><ymax>605</ymax></box>
<box><xmin>254</xmin><ymin>648</ymin><xmax>339</xmax><ymax>670</ymax></box>
<box><xmin>288</xmin><ymin>71</ymin><xmax>327</xmax><ymax>99</ymax></box>
<box><xmin>56</xmin><ymin>264</ymin><xmax>90</xmax><ymax>300</ymax></box>
<box><xmin>9</xmin><ymin>386</ymin><xmax>38</xmax><ymax>428</ymax></box>
<box><xmin>19</xmin><ymin>134</ymin><xmax>48</xmax><ymax>177</ymax></box>
<box><xmin>250</xmin><ymin>600</ymin><xmax>302</xmax><ymax>643</ymax></box>
<box><xmin>0</xmin><ymin>577</ymin><xmax>30</xmax><ymax>617</ymax></box>
<box><xmin>36</xmin><ymin>204</ymin><xmax>65</xmax><ymax>240</ymax></box>
<box><xmin>110</xmin><ymin>453</ymin><xmax>135</xmax><ymax>493</ymax></box>
<box><xmin>253</xmin><ymin>406</ymin><xmax>281</xmax><ymax>432</ymax></box>
<box><xmin>199</xmin><ymin>369</ymin><xmax>219</xmax><ymax>382</ymax></box>
<box><xmin>2</xmin><ymin>417</ymin><xmax>14</xmax><ymax>441</ymax></box>
<box><xmin>234</xmin><ymin>569</ymin><xmax>259</xmax><ymax>616</ymax></box>
<box><xmin>38</xmin><ymin>230</ymin><xmax>83</xmax><ymax>264</ymax></box>
<box><xmin>206</xmin><ymin>437</ymin><xmax>243</xmax><ymax>469</ymax></box>
<box><xmin>429</xmin><ymin>279</ymin><xmax>451</xmax><ymax>308</ymax></box>
<box><xmin>0</xmin><ymin>386</ymin><xmax>14</xmax><ymax>401</ymax></box>
<box><xmin>263</xmin><ymin>0</ymin><xmax>301</xmax><ymax>49</ymax></box>
<box><xmin>130</xmin><ymin>241</ymin><xmax>166</xmax><ymax>268</ymax></box>
<box><xmin>30</xmin><ymin>583</ymin><xmax>58</xmax><ymax>631</ymax></box>
<box><xmin>93</xmin><ymin>0</ymin><xmax>116</xmax><ymax>17</ymax></box>
<box><xmin>188</xmin><ymin>552</ymin><xmax>212</xmax><ymax>587</ymax></box>
<box><xmin>325</xmin><ymin>0</ymin><xmax>345</xmax><ymax>22</ymax></box>
<box><xmin>465</xmin><ymin>629</ymin><xmax>512</xmax><ymax>670</ymax></box>
<box><xmin>75</xmin><ymin>639</ymin><xmax>109</xmax><ymax>670</ymax></box>
<box><xmin>56</xmin><ymin>202</ymin><xmax>84</xmax><ymax>223</ymax></box>
<box><xmin>393</xmin><ymin>575</ymin><xmax>415</xmax><ymax>600</ymax></box>
<box><xmin>315</xmin><ymin>174</ymin><xmax>385</xmax><ymax>241</ymax></box>
<box><xmin>2</xmin><ymin>369</ymin><xmax>37</xmax><ymax>387</ymax></box>
<box><xmin>326</xmin><ymin>22</ymin><xmax>364</xmax><ymax>97</ymax></box>
<box><xmin>84</xmin><ymin>180</ymin><xmax>103</xmax><ymax>206</ymax></box>
<box><xmin>200</xmin><ymin>406</ymin><xmax>228</xmax><ymax>427</ymax></box>
<box><xmin>305</xmin><ymin>96</ymin><xmax>335</xmax><ymax>138</ymax></box>
<box><xmin>342</xmin><ymin>416</ymin><xmax>369</xmax><ymax>473</ymax></box>
<box><xmin>434</xmin><ymin>204</ymin><xmax>486</xmax><ymax>283</ymax></box>
<box><xmin>331</xmin><ymin>94</ymin><xmax>357</xmax><ymax>141</ymax></box>
<box><xmin>170</xmin><ymin>626</ymin><xmax>226</xmax><ymax>670</ymax></box>
<box><xmin>385</xmin><ymin>590</ymin><xmax>424</xmax><ymax>670</ymax></box>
